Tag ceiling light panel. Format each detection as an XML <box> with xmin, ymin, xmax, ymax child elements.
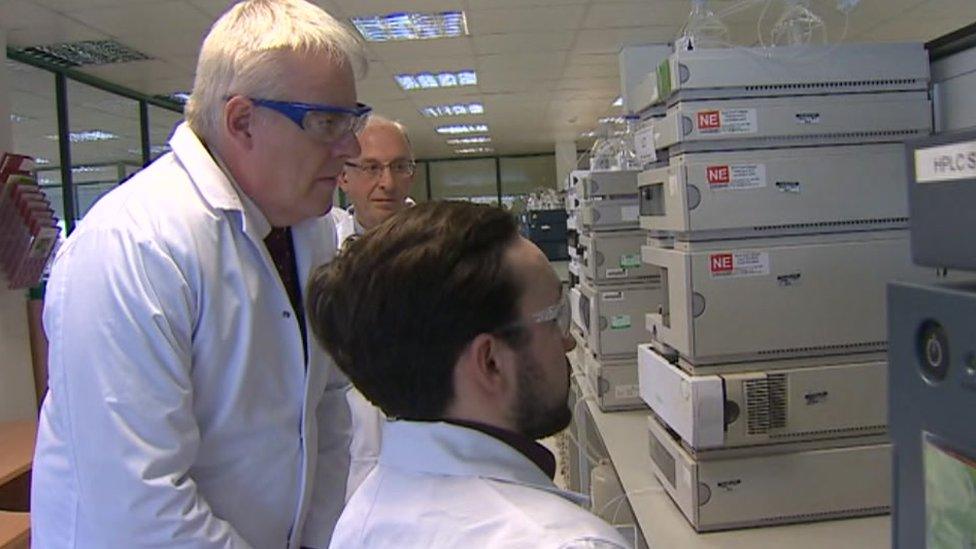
<box><xmin>352</xmin><ymin>11</ymin><xmax>469</xmax><ymax>42</ymax></box>
<box><xmin>421</xmin><ymin>103</ymin><xmax>485</xmax><ymax>117</ymax></box>
<box><xmin>46</xmin><ymin>130</ymin><xmax>120</xmax><ymax>143</ymax></box>
<box><xmin>13</xmin><ymin>40</ymin><xmax>150</xmax><ymax>68</ymax></box>
<box><xmin>395</xmin><ymin>70</ymin><xmax>477</xmax><ymax>91</ymax></box>
<box><xmin>446</xmin><ymin>136</ymin><xmax>491</xmax><ymax>145</ymax></box>
<box><xmin>612</xmin><ymin>96</ymin><xmax>623</xmax><ymax>107</ymax></box>
<box><xmin>436</xmin><ymin>124</ymin><xmax>489</xmax><ymax>135</ymax></box>
<box><xmin>455</xmin><ymin>147</ymin><xmax>494</xmax><ymax>154</ymax></box>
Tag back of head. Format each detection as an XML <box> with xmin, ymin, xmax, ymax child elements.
<box><xmin>186</xmin><ymin>0</ymin><xmax>366</xmax><ymax>141</ymax></box>
<box><xmin>307</xmin><ymin>201</ymin><xmax>524</xmax><ymax>419</ymax></box>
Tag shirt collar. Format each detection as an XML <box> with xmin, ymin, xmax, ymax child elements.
<box><xmin>169</xmin><ymin>122</ymin><xmax>272</xmax><ymax>239</ymax></box>
<box><xmin>443</xmin><ymin>419</ymin><xmax>556</xmax><ymax>480</ymax></box>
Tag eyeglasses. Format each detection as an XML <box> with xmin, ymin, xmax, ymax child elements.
<box><xmin>496</xmin><ymin>292</ymin><xmax>571</xmax><ymax>337</ymax></box>
<box><xmin>245</xmin><ymin>97</ymin><xmax>372</xmax><ymax>143</ymax></box>
<box><xmin>345</xmin><ymin>159</ymin><xmax>417</xmax><ymax>180</ymax></box>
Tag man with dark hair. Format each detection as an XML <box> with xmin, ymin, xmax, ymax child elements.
<box><xmin>307</xmin><ymin>201</ymin><xmax>628</xmax><ymax>548</ymax></box>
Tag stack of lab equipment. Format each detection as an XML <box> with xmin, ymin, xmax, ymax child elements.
<box><xmin>566</xmin><ymin>166</ymin><xmax>659</xmax><ymax>412</ymax></box>
<box><xmin>889</xmin><ymin>129</ymin><xmax>976</xmax><ymax>548</ymax></box>
<box><xmin>631</xmin><ymin>42</ymin><xmax>945</xmax><ymax>531</ymax></box>
<box><xmin>563</xmin><ymin>45</ymin><xmax>677</xmax><ymax>413</ymax></box>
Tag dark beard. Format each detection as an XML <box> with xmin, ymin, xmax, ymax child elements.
<box><xmin>513</xmin><ymin>355</ymin><xmax>572</xmax><ymax>440</ymax></box>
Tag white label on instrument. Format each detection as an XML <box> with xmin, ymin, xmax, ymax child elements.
<box><xmin>709</xmin><ymin>251</ymin><xmax>770</xmax><ymax>278</ymax></box>
<box><xmin>696</xmin><ymin>108</ymin><xmax>757</xmax><ymax>135</ymax></box>
<box><xmin>602</xmin><ymin>291</ymin><xmax>624</xmax><ymax>302</ymax></box>
<box><xmin>605</xmin><ymin>268</ymin><xmax>627</xmax><ymax>279</ymax></box>
<box><xmin>915</xmin><ymin>141</ymin><xmax>976</xmax><ymax>183</ymax></box>
<box><xmin>615</xmin><ymin>384</ymin><xmax>639</xmax><ymax>399</ymax></box>
<box><xmin>621</xmin><ymin>205</ymin><xmax>639</xmax><ymax>221</ymax></box>
<box><xmin>706</xmin><ymin>164</ymin><xmax>767</xmax><ymax>190</ymax></box>
<box><xmin>635</xmin><ymin>125</ymin><xmax>658</xmax><ymax>166</ymax></box>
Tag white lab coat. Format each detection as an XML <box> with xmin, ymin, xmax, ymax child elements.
<box><xmin>330</xmin><ymin>207</ymin><xmax>358</xmax><ymax>247</ymax></box>
<box><xmin>330</xmin><ymin>421</ymin><xmax>630</xmax><ymax>548</ymax></box>
<box><xmin>31</xmin><ymin>122</ymin><xmax>351</xmax><ymax>549</ymax></box>
<box><xmin>329</xmin><ymin>207</ymin><xmax>385</xmax><ymax>501</ymax></box>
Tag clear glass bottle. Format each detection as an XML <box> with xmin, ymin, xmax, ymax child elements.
<box><xmin>616</xmin><ymin>115</ymin><xmax>642</xmax><ymax>171</ymax></box>
<box><xmin>677</xmin><ymin>0</ymin><xmax>730</xmax><ymax>51</ymax></box>
<box><xmin>771</xmin><ymin>0</ymin><xmax>826</xmax><ymax>46</ymax></box>
<box><xmin>589</xmin><ymin>122</ymin><xmax>616</xmax><ymax>171</ymax></box>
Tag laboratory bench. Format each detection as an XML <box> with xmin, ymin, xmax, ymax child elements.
<box><xmin>568</xmin><ymin>359</ymin><xmax>891</xmax><ymax>548</ymax></box>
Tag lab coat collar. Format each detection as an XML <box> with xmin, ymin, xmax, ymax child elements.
<box><xmin>380</xmin><ymin>420</ymin><xmax>590</xmax><ymax>507</ymax></box>
<box><xmin>169</xmin><ymin>122</ymin><xmax>272</xmax><ymax>239</ymax></box>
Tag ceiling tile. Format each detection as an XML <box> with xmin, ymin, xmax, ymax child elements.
<box><xmin>1</xmin><ymin>1</ymin><xmax>109</xmax><ymax>48</ymax></box>
<box><xmin>367</xmin><ymin>38</ymin><xmax>475</xmax><ymax>62</ymax></box>
<box><xmin>63</xmin><ymin>1</ymin><xmax>214</xmax><ymax>57</ymax></box>
<box><xmin>583</xmin><ymin>1</ymin><xmax>690</xmax><ymax>28</ymax></box>
<box><xmin>574</xmin><ymin>26</ymin><xmax>676</xmax><ymax>53</ymax></box>
<box><xmin>473</xmin><ymin>32</ymin><xmax>574</xmax><ymax>54</ymax></box>
<box><xmin>467</xmin><ymin>5</ymin><xmax>586</xmax><ymax>34</ymax></box>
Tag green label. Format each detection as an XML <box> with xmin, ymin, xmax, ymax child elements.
<box><xmin>620</xmin><ymin>254</ymin><xmax>641</xmax><ymax>269</ymax></box>
<box><xmin>656</xmin><ymin>59</ymin><xmax>672</xmax><ymax>103</ymax></box>
<box><xmin>610</xmin><ymin>315</ymin><xmax>632</xmax><ymax>330</ymax></box>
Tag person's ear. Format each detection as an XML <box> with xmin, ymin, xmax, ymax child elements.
<box><xmin>338</xmin><ymin>170</ymin><xmax>351</xmax><ymax>192</ymax></box>
<box><xmin>462</xmin><ymin>333</ymin><xmax>516</xmax><ymax>400</ymax></box>
<box><xmin>223</xmin><ymin>96</ymin><xmax>257</xmax><ymax>150</ymax></box>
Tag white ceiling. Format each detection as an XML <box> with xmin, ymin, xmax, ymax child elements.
<box><xmin>2</xmin><ymin>0</ymin><xmax>976</xmax><ymax>161</ymax></box>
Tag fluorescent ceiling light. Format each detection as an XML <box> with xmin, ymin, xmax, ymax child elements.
<box><xmin>127</xmin><ymin>145</ymin><xmax>171</xmax><ymax>156</ymax></box>
<box><xmin>599</xmin><ymin>116</ymin><xmax>623</xmax><ymax>124</ymax></box>
<box><xmin>71</xmin><ymin>165</ymin><xmax>114</xmax><ymax>174</ymax></box>
<box><xmin>395</xmin><ymin>70</ymin><xmax>477</xmax><ymax>90</ymax></box>
<box><xmin>46</xmin><ymin>130</ymin><xmax>119</xmax><ymax>143</ymax></box>
<box><xmin>421</xmin><ymin>103</ymin><xmax>485</xmax><ymax>117</ymax></box>
<box><xmin>9</xmin><ymin>113</ymin><xmax>31</xmax><ymax>123</ymax></box>
<box><xmin>34</xmin><ymin>157</ymin><xmax>51</xmax><ymax>165</ymax></box>
<box><xmin>579</xmin><ymin>130</ymin><xmax>596</xmax><ymax>138</ymax></box>
<box><xmin>352</xmin><ymin>11</ymin><xmax>469</xmax><ymax>42</ymax></box>
<box><xmin>436</xmin><ymin>124</ymin><xmax>489</xmax><ymax>135</ymax></box>
<box><xmin>456</xmin><ymin>147</ymin><xmax>494</xmax><ymax>154</ymax></box>
<box><xmin>612</xmin><ymin>96</ymin><xmax>623</xmax><ymax>107</ymax></box>
<box><xmin>446</xmin><ymin>136</ymin><xmax>491</xmax><ymax>145</ymax></box>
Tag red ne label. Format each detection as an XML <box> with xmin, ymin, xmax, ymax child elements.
<box><xmin>707</xmin><ymin>165</ymin><xmax>730</xmax><ymax>185</ymax></box>
<box><xmin>697</xmin><ymin>110</ymin><xmax>721</xmax><ymax>130</ymax></box>
<box><xmin>710</xmin><ymin>253</ymin><xmax>734</xmax><ymax>273</ymax></box>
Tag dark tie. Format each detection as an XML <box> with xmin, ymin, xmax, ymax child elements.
<box><xmin>264</xmin><ymin>227</ymin><xmax>307</xmax><ymax>360</ymax></box>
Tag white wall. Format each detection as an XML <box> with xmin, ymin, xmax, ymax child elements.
<box><xmin>0</xmin><ymin>30</ymin><xmax>41</xmax><ymax>421</ymax></box>
<box><xmin>555</xmin><ymin>140</ymin><xmax>577</xmax><ymax>190</ymax></box>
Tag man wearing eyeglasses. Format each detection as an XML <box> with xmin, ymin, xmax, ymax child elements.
<box><xmin>32</xmin><ymin>1</ymin><xmax>364</xmax><ymax>548</ymax></box>
<box><xmin>329</xmin><ymin>115</ymin><xmax>416</xmax><ymax>500</ymax></box>
<box><xmin>306</xmin><ymin>201</ymin><xmax>628</xmax><ymax>548</ymax></box>
<box><xmin>333</xmin><ymin>115</ymin><xmax>417</xmax><ymax>245</ymax></box>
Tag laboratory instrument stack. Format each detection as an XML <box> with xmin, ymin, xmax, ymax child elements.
<box><xmin>0</xmin><ymin>153</ymin><xmax>59</xmax><ymax>289</ymax></box>
<box><xmin>629</xmin><ymin>42</ymin><xmax>944</xmax><ymax>531</ymax></box>
<box><xmin>566</xmin><ymin>166</ymin><xmax>659</xmax><ymax>412</ymax></box>
<box><xmin>889</xmin><ymin>129</ymin><xmax>976</xmax><ymax>548</ymax></box>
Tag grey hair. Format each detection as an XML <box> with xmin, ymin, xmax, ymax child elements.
<box><xmin>185</xmin><ymin>0</ymin><xmax>367</xmax><ymax>142</ymax></box>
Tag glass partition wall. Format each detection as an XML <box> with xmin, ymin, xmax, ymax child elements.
<box><xmin>7</xmin><ymin>54</ymin><xmax>564</xmax><ymax>236</ymax></box>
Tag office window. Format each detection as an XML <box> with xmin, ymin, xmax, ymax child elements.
<box><xmin>409</xmin><ymin>161</ymin><xmax>428</xmax><ymax>203</ymax></box>
<box><xmin>65</xmin><ymin>80</ymin><xmax>141</xmax><ymax>220</ymax></box>
<box><xmin>500</xmin><ymin>155</ymin><xmax>557</xmax><ymax>210</ymax></box>
<box><xmin>429</xmin><ymin>158</ymin><xmax>497</xmax><ymax>204</ymax></box>
<box><xmin>147</xmin><ymin>104</ymin><xmax>182</xmax><ymax>161</ymax></box>
<box><xmin>7</xmin><ymin>60</ymin><xmax>62</xmax><ymax>226</ymax></box>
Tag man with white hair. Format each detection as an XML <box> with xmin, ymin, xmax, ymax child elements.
<box><xmin>31</xmin><ymin>1</ymin><xmax>366</xmax><ymax>547</ymax></box>
<box><xmin>332</xmin><ymin>115</ymin><xmax>418</xmax><ymax>244</ymax></box>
